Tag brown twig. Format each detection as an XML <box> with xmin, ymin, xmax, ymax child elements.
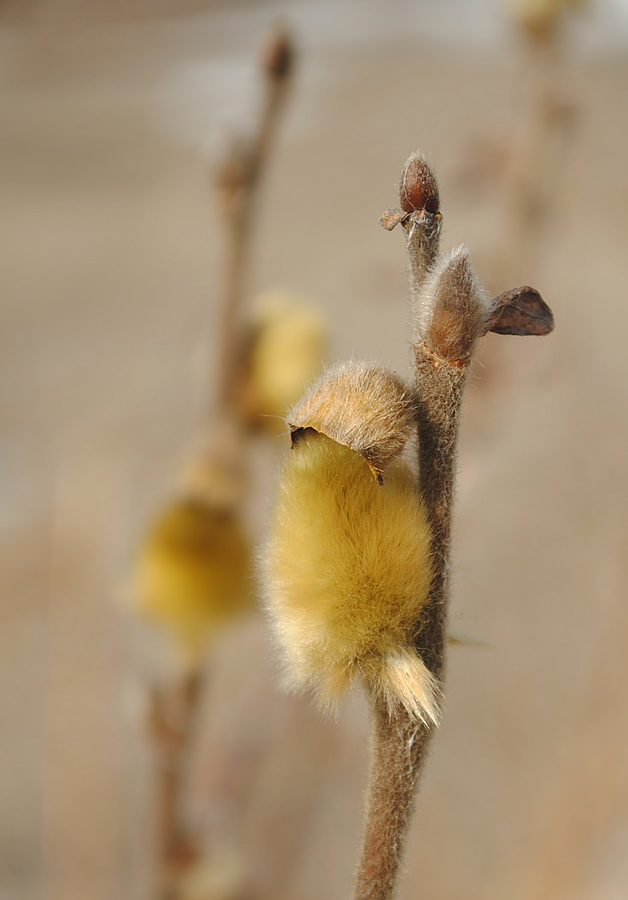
<box><xmin>353</xmin><ymin>153</ymin><xmax>554</xmax><ymax>900</ymax></box>
<box><xmin>150</xmin><ymin>672</ymin><xmax>203</xmax><ymax>900</ymax></box>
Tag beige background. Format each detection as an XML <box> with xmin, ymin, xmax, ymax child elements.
<box><xmin>1</xmin><ymin>1</ymin><xmax>627</xmax><ymax>898</ymax></box>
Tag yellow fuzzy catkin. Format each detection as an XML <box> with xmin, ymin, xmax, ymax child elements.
<box><xmin>243</xmin><ymin>292</ymin><xmax>327</xmax><ymax>426</ymax></box>
<box><xmin>506</xmin><ymin>0</ymin><xmax>588</xmax><ymax>37</ymax></box>
<box><xmin>265</xmin><ymin>432</ymin><xmax>439</xmax><ymax>724</ymax></box>
<box><xmin>131</xmin><ymin>499</ymin><xmax>251</xmax><ymax>668</ymax></box>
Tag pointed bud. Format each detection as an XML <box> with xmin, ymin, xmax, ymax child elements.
<box><xmin>417</xmin><ymin>247</ymin><xmax>489</xmax><ymax>363</ymax></box>
<box><xmin>261</xmin><ymin>22</ymin><xmax>294</xmax><ymax>84</ymax></box>
<box><xmin>399</xmin><ymin>153</ymin><xmax>440</xmax><ymax>216</ymax></box>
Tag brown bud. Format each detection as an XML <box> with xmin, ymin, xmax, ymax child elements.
<box><xmin>399</xmin><ymin>153</ymin><xmax>440</xmax><ymax>216</ymax></box>
<box><xmin>261</xmin><ymin>22</ymin><xmax>294</xmax><ymax>83</ymax></box>
<box><xmin>289</xmin><ymin>362</ymin><xmax>415</xmax><ymax>483</ymax></box>
<box><xmin>486</xmin><ymin>286</ymin><xmax>554</xmax><ymax>337</ymax></box>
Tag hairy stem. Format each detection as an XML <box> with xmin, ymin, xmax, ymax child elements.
<box><xmin>406</xmin><ymin>213</ymin><xmax>442</xmax><ymax>302</ymax></box>
<box><xmin>355</xmin><ymin>146</ymin><xmax>552</xmax><ymax>900</ymax></box>
<box><xmin>413</xmin><ymin>347</ymin><xmax>468</xmax><ymax>633</ymax></box>
<box><xmin>353</xmin><ymin>696</ymin><xmax>430</xmax><ymax>900</ymax></box>
<box><xmin>354</xmin><ymin>158</ymin><xmax>476</xmax><ymax>899</ymax></box>
<box><xmin>353</xmin><ymin>353</ymin><xmax>468</xmax><ymax>900</ymax></box>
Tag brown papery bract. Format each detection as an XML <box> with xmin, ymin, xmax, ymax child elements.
<box><xmin>289</xmin><ymin>361</ymin><xmax>415</xmax><ymax>482</ymax></box>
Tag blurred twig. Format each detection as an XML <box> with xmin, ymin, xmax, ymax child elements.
<box><xmin>148</xmin><ymin>22</ymin><xmax>295</xmax><ymax>900</ymax></box>
<box><xmin>214</xmin><ymin>21</ymin><xmax>294</xmax><ymax>416</ymax></box>
<box><xmin>150</xmin><ymin>673</ymin><xmax>204</xmax><ymax>900</ymax></box>
<box><xmin>456</xmin><ymin>6</ymin><xmax>579</xmax><ymax>407</ymax></box>
<box><xmin>492</xmin><ymin>27</ymin><xmax>577</xmax><ymax>290</ymax></box>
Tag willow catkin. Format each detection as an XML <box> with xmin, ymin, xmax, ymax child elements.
<box><xmin>131</xmin><ymin>498</ymin><xmax>252</xmax><ymax>668</ymax></box>
<box><xmin>240</xmin><ymin>292</ymin><xmax>327</xmax><ymax>427</ymax></box>
<box><xmin>265</xmin><ymin>364</ymin><xmax>440</xmax><ymax>725</ymax></box>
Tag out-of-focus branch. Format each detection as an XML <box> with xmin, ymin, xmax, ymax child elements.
<box><xmin>214</xmin><ymin>22</ymin><xmax>295</xmax><ymax>416</ymax></box>
<box><xmin>150</xmin><ymin>673</ymin><xmax>203</xmax><ymax>900</ymax></box>
<box><xmin>493</xmin><ymin>23</ymin><xmax>577</xmax><ymax>289</ymax></box>
<box><xmin>144</xmin><ymin>23</ymin><xmax>296</xmax><ymax>900</ymax></box>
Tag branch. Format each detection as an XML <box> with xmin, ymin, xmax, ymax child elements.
<box><xmin>147</xmin><ymin>24</ymin><xmax>295</xmax><ymax>900</ymax></box>
<box><xmin>353</xmin><ymin>153</ymin><xmax>554</xmax><ymax>900</ymax></box>
<box><xmin>149</xmin><ymin>672</ymin><xmax>203</xmax><ymax>900</ymax></box>
<box><xmin>214</xmin><ymin>22</ymin><xmax>295</xmax><ymax>416</ymax></box>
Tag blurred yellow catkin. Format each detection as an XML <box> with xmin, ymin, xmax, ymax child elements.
<box><xmin>239</xmin><ymin>291</ymin><xmax>327</xmax><ymax>428</ymax></box>
<box><xmin>131</xmin><ymin>497</ymin><xmax>252</xmax><ymax>669</ymax></box>
<box><xmin>507</xmin><ymin>0</ymin><xmax>589</xmax><ymax>39</ymax></box>
<box><xmin>265</xmin><ymin>363</ymin><xmax>439</xmax><ymax>724</ymax></box>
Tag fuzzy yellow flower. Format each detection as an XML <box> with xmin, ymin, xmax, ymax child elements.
<box><xmin>265</xmin><ymin>363</ymin><xmax>439</xmax><ymax>725</ymax></box>
<box><xmin>131</xmin><ymin>498</ymin><xmax>251</xmax><ymax>668</ymax></box>
<box><xmin>507</xmin><ymin>0</ymin><xmax>588</xmax><ymax>38</ymax></box>
<box><xmin>239</xmin><ymin>292</ymin><xmax>327</xmax><ymax>428</ymax></box>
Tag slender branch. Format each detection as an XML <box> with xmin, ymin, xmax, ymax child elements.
<box><xmin>354</xmin><ymin>162</ymin><xmax>463</xmax><ymax>900</ymax></box>
<box><xmin>491</xmin><ymin>22</ymin><xmax>576</xmax><ymax>292</ymax></box>
<box><xmin>353</xmin><ymin>354</ymin><xmax>468</xmax><ymax>900</ymax></box>
<box><xmin>215</xmin><ymin>22</ymin><xmax>294</xmax><ymax>415</ymax></box>
<box><xmin>354</xmin><ymin>153</ymin><xmax>552</xmax><ymax>900</ymax></box>
<box><xmin>150</xmin><ymin>672</ymin><xmax>203</xmax><ymax>900</ymax></box>
<box><xmin>353</xmin><ymin>696</ymin><xmax>429</xmax><ymax>900</ymax></box>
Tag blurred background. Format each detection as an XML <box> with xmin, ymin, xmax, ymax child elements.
<box><xmin>2</xmin><ymin>1</ymin><xmax>628</xmax><ymax>899</ymax></box>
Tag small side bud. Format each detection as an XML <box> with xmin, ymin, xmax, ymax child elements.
<box><xmin>399</xmin><ymin>153</ymin><xmax>440</xmax><ymax>216</ymax></box>
<box><xmin>261</xmin><ymin>22</ymin><xmax>294</xmax><ymax>84</ymax></box>
<box><xmin>288</xmin><ymin>362</ymin><xmax>415</xmax><ymax>482</ymax></box>
<box><xmin>419</xmin><ymin>246</ymin><xmax>490</xmax><ymax>363</ymax></box>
